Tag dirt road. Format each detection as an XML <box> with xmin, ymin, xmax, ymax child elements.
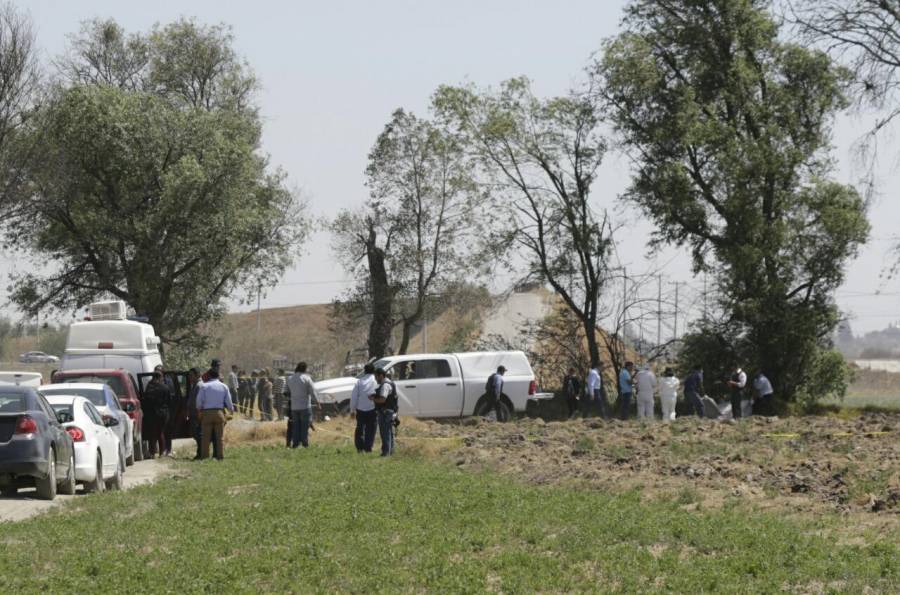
<box><xmin>0</xmin><ymin>457</ymin><xmax>174</xmax><ymax>523</ymax></box>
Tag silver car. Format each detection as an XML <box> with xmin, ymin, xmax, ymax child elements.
<box><xmin>19</xmin><ymin>351</ymin><xmax>60</xmax><ymax>364</ymax></box>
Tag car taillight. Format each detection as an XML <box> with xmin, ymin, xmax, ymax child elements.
<box><xmin>14</xmin><ymin>416</ymin><xmax>38</xmax><ymax>435</ymax></box>
<box><xmin>528</xmin><ymin>380</ymin><xmax>537</xmax><ymax>395</ymax></box>
<box><xmin>66</xmin><ymin>426</ymin><xmax>86</xmax><ymax>442</ymax></box>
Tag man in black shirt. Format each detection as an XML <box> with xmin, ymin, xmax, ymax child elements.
<box><xmin>563</xmin><ymin>367</ymin><xmax>581</xmax><ymax>418</ymax></box>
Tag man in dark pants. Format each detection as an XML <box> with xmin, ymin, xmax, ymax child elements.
<box><xmin>683</xmin><ymin>364</ymin><xmax>705</xmax><ymax>418</ymax></box>
<box><xmin>371</xmin><ymin>368</ymin><xmax>397</xmax><ymax>456</ymax></box>
<box><xmin>563</xmin><ymin>367</ymin><xmax>581</xmax><ymax>418</ymax></box>
<box><xmin>727</xmin><ymin>365</ymin><xmax>747</xmax><ymax>419</ymax></box>
<box><xmin>485</xmin><ymin>365</ymin><xmax>506</xmax><ymax>421</ymax></box>
<box><xmin>350</xmin><ymin>364</ymin><xmax>377</xmax><ymax>452</ymax></box>
<box><xmin>286</xmin><ymin>362</ymin><xmax>319</xmax><ymax>448</ymax></box>
<box><xmin>143</xmin><ymin>372</ymin><xmax>170</xmax><ymax>458</ymax></box>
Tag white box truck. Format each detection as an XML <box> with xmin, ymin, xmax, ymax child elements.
<box><xmin>60</xmin><ymin>301</ymin><xmax>163</xmax><ymax>379</ymax></box>
<box><xmin>314</xmin><ymin>351</ymin><xmax>536</xmax><ymax>421</ymax></box>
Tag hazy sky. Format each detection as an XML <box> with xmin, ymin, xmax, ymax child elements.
<box><xmin>4</xmin><ymin>0</ymin><xmax>900</xmax><ymax>335</ymax></box>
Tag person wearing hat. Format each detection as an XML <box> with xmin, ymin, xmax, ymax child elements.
<box><xmin>485</xmin><ymin>365</ymin><xmax>506</xmax><ymax>421</ymax></box>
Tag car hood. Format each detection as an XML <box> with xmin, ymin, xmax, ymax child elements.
<box><xmin>314</xmin><ymin>377</ymin><xmax>358</xmax><ymax>392</ymax></box>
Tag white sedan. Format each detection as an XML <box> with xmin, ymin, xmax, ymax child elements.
<box><xmin>44</xmin><ymin>395</ymin><xmax>123</xmax><ymax>492</ymax></box>
<box><xmin>39</xmin><ymin>383</ymin><xmax>134</xmax><ymax>467</ymax></box>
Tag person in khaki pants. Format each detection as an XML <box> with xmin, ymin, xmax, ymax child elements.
<box><xmin>196</xmin><ymin>369</ymin><xmax>235</xmax><ymax>460</ymax></box>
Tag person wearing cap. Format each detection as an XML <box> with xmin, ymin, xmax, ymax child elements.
<box><xmin>485</xmin><ymin>365</ymin><xmax>506</xmax><ymax>421</ymax></box>
<box><xmin>196</xmin><ymin>369</ymin><xmax>235</xmax><ymax>460</ymax></box>
<box><xmin>370</xmin><ymin>367</ymin><xmax>397</xmax><ymax>456</ymax></box>
<box><xmin>350</xmin><ymin>363</ymin><xmax>378</xmax><ymax>452</ymax></box>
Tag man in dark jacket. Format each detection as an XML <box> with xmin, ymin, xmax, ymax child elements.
<box><xmin>563</xmin><ymin>367</ymin><xmax>581</xmax><ymax>418</ymax></box>
<box><xmin>143</xmin><ymin>372</ymin><xmax>171</xmax><ymax>458</ymax></box>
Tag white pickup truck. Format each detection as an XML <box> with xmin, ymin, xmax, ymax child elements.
<box><xmin>315</xmin><ymin>351</ymin><xmax>536</xmax><ymax>421</ymax></box>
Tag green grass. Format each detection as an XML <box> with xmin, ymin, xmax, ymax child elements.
<box><xmin>0</xmin><ymin>445</ymin><xmax>897</xmax><ymax>593</ymax></box>
<box><xmin>827</xmin><ymin>392</ymin><xmax>900</xmax><ymax>410</ymax></box>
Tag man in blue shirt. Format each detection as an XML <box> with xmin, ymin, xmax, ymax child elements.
<box><xmin>196</xmin><ymin>369</ymin><xmax>235</xmax><ymax>460</ymax></box>
<box><xmin>683</xmin><ymin>365</ymin><xmax>705</xmax><ymax>418</ymax></box>
<box><xmin>618</xmin><ymin>361</ymin><xmax>635</xmax><ymax>420</ymax></box>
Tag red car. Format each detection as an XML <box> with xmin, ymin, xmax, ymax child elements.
<box><xmin>51</xmin><ymin>369</ymin><xmax>144</xmax><ymax>463</ymax></box>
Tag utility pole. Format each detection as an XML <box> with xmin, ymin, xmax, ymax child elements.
<box><xmin>256</xmin><ymin>284</ymin><xmax>262</xmax><ymax>334</ymax></box>
<box><xmin>657</xmin><ymin>274</ymin><xmax>662</xmax><ymax>347</ymax></box>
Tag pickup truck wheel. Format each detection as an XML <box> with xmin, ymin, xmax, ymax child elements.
<box><xmin>106</xmin><ymin>455</ymin><xmax>124</xmax><ymax>491</ymax></box>
<box><xmin>125</xmin><ymin>438</ymin><xmax>135</xmax><ymax>466</ymax></box>
<box><xmin>58</xmin><ymin>452</ymin><xmax>77</xmax><ymax>495</ymax></box>
<box><xmin>474</xmin><ymin>397</ymin><xmax>513</xmax><ymax>422</ymax></box>
<box><xmin>35</xmin><ymin>451</ymin><xmax>57</xmax><ymax>500</ymax></box>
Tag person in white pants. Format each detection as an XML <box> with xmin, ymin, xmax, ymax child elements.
<box><xmin>634</xmin><ymin>365</ymin><xmax>657</xmax><ymax>420</ymax></box>
<box><xmin>659</xmin><ymin>367</ymin><xmax>680</xmax><ymax>422</ymax></box>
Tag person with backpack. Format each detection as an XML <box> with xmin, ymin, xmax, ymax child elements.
<box><xmin>485</xmin><ymin>365</ymin><xmax>506</xmax><ymax>421</ymax></box>
<box><xmin>371</xmin><ymin>367</ymin><xmax>397</xmax><ymax>456</ymax></box>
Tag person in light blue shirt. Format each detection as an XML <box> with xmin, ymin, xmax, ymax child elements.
<box><xmin>196</xmin><ymin>370</ymin><xmax>235</xmax><ymax>460</ymax></box>
<box><xmin>618</xmin><ymin>361</ymin><xmax>635</xmax><ymax>420</ymax></box>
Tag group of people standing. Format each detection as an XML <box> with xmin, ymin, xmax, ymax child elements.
<box><xmin>228</xmin><ymin>367</ymin><xmax>288</xmax><ymax>422</ymax></box>
<box><xmin>348</xmin><ymin>364</ymin><xmax>399</xmax><ymax>457</ymax></box>
<box><xmin>563</xmin><ymin>362</ymin><xmax>775</xmax><ymax>421</ymax></box>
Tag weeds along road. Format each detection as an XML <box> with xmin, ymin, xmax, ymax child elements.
<box><xmin>0</xmin><ymin>450</ymin><xmax>178</xmax><ymax>522</ymax></box>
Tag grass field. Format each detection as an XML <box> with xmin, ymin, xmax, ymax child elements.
<box><xmin>0</xmin><ymin>444</ymin><xmax>897</xmax><ymax>593</ymax></box>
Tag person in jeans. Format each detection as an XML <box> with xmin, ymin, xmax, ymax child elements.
<box><xmin>618</xmin><ymin>361</ymin><xmax>635</xmax><ymax>419</ymax></box>
<box><xmin>585</xmin><ymin>364</ymin><xmax>609</xmax><ymax>419</ymax></box>
<box><xmin>286</xmin><ymin>362</ymin><xmax>319</xmax><ymax>448</ymax></box>
<box><xmin>683</xmin><ymin>364</ymin><xmax>705</xmax><ymax>417</ymax></box>
<box><xmin>371</xmin><ymin>368</ymin><xmax>397</xmax><ymax>456</ymax></box>
<box><xmin>196</xmin><ymin>369</ymin><xmax>235</xmax><ymax>460</ymax></box>
<box><xmin>257</xmin><ymin>371</ymin><xmax>273</xmax><ymax>421</ymax></box>
<box><xmin>350</xmin><ymin>363</ymin><xmax>378</xmax><ymax>453</ymax></box>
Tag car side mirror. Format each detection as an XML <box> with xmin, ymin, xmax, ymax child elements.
<box><xmin>103</xmin><ymin>416</ymin><xmax>119</xmax><ymax>427</ymax></box>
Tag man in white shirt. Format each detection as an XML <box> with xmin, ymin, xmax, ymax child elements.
<box><xmin>727</xmin><ymin>365</ymin><xmax>748</xmax><ymax>419</ymax></box>
<box><xmin>350</xmin><ymin>363</ymin><xmax>377</xmax><ymax>453</ymax></box>
<box><xmin>752</xmin><ymin>371</ymin><xmax>773</xmax><ymax>416</ymax></box>
<box><xmin>634</xmin><ymin>365</ymin><xmax>658</xmax><ymax>420</ymax></box>
<box><xmin>585</xmin><ymin>365</ymin><xmax>610</xmax><ymax>419</ymax></box>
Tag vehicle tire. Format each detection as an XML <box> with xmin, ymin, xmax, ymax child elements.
<box><xmin>58</xmin><ymin>452</ymin><xmax>76</xmax><ymax>496</ymax></box>
<box><xmin>133</xmin><ymin>433</ymin><xmax>144</xmax><ymax>462</ymax></box>
<box><xmin>35</xmin><ymin>450</ymin><xmax>57</xmax><ymax>501</ymax></box>
<box><xmin>106</xmin><ymin>454</ymin><xmax>124</xmax><ymax>491</ymax></box>
<box><xmin>338</xmin><ymin>400</ymin><xmax>351</xmax><ymax>416</ymax></box>
<box><xmin>125</xmin><ymin>440</ymin><xmax>135</xmax><ymax>466</ymax></box>
<box><xmin>474</xmin><ymin>396</ymin><xmax>513</xmax><ymax>422</ymax></box>
<box><xmin>83</xmin><ymin>453</ymin><xmax>105</xmax><ymax>494</ymax></box>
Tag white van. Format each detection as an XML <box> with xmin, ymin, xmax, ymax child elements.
<box><xmin>60</xmin><ymin>301</ymin><xmax>163</xmax><ymax>379</ymax></box>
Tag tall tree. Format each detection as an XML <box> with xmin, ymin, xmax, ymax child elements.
<box><xmin>4</xmin><ymin>20</ymin><xmax>307</xmax><ymax>355</ymax></box>
<box><xmin>434</xmin><ymin>78</ymin><xmax>614</xmax><ymax>368</ymax></box>
<box><xmin>599</xmin><ymin>0</ymin><xmax>870</xmax><ymax>402</ymax></box>
<box><xmin>0</xmin><ymin>2</ymin><xmax>39</xmax><ymax>210</ymax></box>
<box><xmin>332</xmin><ymin>109</ymin><xmax>482</xmax><ymax>357</ymax></box>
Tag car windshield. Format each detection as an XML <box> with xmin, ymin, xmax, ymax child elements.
<box><xmin>58</xmin><ymin>375</ymin><xmax>126</xmax><ymax>396</ymax></box>
<box><xmin>40</xmin><ymin>388</ymin><xmax>106</xmax><ymax>407</ymax></box>
<box><xmin>0</xmin><ymin>394</ymin><xmax>28</xmax><ymax>413</ymax></box>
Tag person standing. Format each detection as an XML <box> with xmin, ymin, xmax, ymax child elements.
<box><xmin>727</xmin><ymin>365</ymin><xmax>748</xmax><ymax>419</ymax></box>
<box><xmin>154</xmin><ymin>364</ymin><xmax>177</xmax><ymax>457</ymax></box>
<box><xmin>618</xmin><ymin>362</ymin><xmax>635</xmax><ymax>420</ymax></box>
<box><xmin>196</xmin><ymin>369</ymin><xmax>235</xmax><ymax>460</ymax></box>
<box><xmin>683</xmin><ymin>364</ymin><xmax>705</xmax><ymax>418</ymax></box>
<box><xmin>246</xmin><ymin>370</ymin><xmax>258</xmax><ymax>418</ymax></box>
<box><xmin>237</xmin><ymin>371</ymin><xmax>250</xmax><ymax>415</ymax></box>
<box><xmin>634</xmin><ymin>365</ymin><xmax>658</xmax><ymax>420</ymax></box>
<box><xmin>272</xmin><ymin>370</ymin><xmax>287</xmax><ymax>421</ymax></box>
<box><xmin>143</xmin><ymin>372</ymin><xmax>171</xmax><ymax>458</ymax></box>
<box><xmin>585</xmin><ymin>364</ymin><xmax>609</xmax><ymax>419</ymax></box>
<box><xmin>202</xmin><ymin>358</ymin><xmax>222</xmax><ymax>383</ymax></box>
<box><xmin>258</xmin><ymin>371</ymin><xmax>273</xmax><ymax>421</ymax></box>
<box><xmin>371</xmin><ymin>367</ymin><xmax>397</xmax><ymax>456</ymax></box>
<box><xmin>286</xmin><ymin>362</ymin><xmax>319</xmax><ymax>448</ymax></box>
<box><xmin>227</xmin><ymin>365</ymin><xmax>239</xmax><ymax>409</ymax></box>
<box><xmin>484</xmin><ymin>366</ymin><xmax>507</xmax><ymax>421</ymax></box>
<box><xmin>752</xmin><ymin>371</ymin><xmax>774</xmax><ymax>416</ymax></box>
<box><xmin>350</xmin><ymin>363</ymin><xmax>378</xmax><ymax>453</ymax></box>
<box><xmin>562</xmin><ymin>367</ymin><xmax>581</xmax><ymax>418</ymax></box>
<box><xmin>659</xmin><ymin>367</ymin><xmax>680</xmax><ymax>422</ymax></box>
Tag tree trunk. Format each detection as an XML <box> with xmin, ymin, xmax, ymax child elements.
<box><xmin>397</xmin><ymin>318</ymin><xmax>414</xmax><ymax>355</ymax></box>
<box><xmin>366</xmin><ymin>226</ymin><xmax>393</xmax><ymax>359</ymax></box>
<box><xmin>584</xmin><ymin>316</ymin><xmax>601</xmax><ymax>370</ymax></box>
